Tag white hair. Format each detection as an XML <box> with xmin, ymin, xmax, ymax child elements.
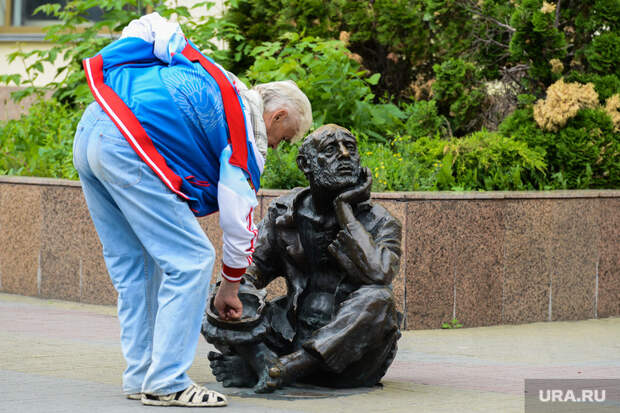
<box><xmin>253</xmin><ymin>80</ymin><xmax>313</xmax><ymax>142</ymax></box>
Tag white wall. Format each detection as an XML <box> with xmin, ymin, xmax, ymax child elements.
<box><xmin>0</xmin><ymin>42</ymin><xmax>68</xmax><ymax>87</ymax></box>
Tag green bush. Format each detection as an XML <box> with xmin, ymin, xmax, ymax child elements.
<box><xmin>0</xmin><ymin>99</ymin><xmax>81</xmax><ymax>179</ymax></box>
<box><xmin>219</xmin><ymin>0</ymin><xmax>431</xmax><ymax>98</ymax></box>
<box><xmin>401</xmin><ymin>100</ymin><xmax>450</xmax><ymax>140</ymax></box>
<box><xmin>585</xmin><ymin>32</ymin><xmax>620</xmax><ymax>77</ymax></box>
<box><xmin>1</xmin><ymin>0</ymin><xmax>618</xmax><ymax>191</ymax></box>
<box><xmin>509</xmin><ymin>0</ymin><xmax>567</xmax><ymax>86</ymax></box>
<box><xmin>359</xmin><ymin>134</ymin><xmax>438</xmax><ymax>192</ymax></box>
<box><xmin>422</xmin><ymin>0</ymin><xmax>473</xmax><ymax>66</ymax></box>
<box><xmin>388</xmin><ymin>131</ymin><xmax>546</xmax><ymax>191</ymax></box>
<box><xmin>260</xmin><ymin>142</ymin><xmax>307</xmax><ymax>189</ymax></box>
<box><xmin>441</xmin><ymin>130</ymin><xmax>546</xmax><ymax>190</ymax></box>
<box><xmin>500</xmin><ymin>107</ymin><xmax>620</xmax><ymax>189</ymax></box>
<box><xmin>245</xmin><ymin>33</ymin><xmax>405</xmax><ymax>141</ymax></box>
<box><xmin>264</xmin><ymin>129</ymin><xmax>547</xmax><ymax>192</ymax></box>
<box><xmin>262</xmin><ymin>133</ymin><xmax>440</xmax><ymax>192</ymax></box>
<box><xmin>432</xmin><ymin>58</ymin><xmax>485</xmax><ymax>135</ymax></box>
<box><xmin>563</xmin><ymin>72</ymin><xmax>620</xmax><ymax>102</ymax></box>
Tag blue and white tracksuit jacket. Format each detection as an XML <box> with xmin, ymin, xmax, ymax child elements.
<box><xmin>83</xmin><ymin>13</ymin><xmax>263</xmax><ymax>281</ymax></box>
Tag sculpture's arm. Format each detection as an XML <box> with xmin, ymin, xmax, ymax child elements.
<box><xmin>329</xmin><ymin>203</ymin><xmax>401</xmax><ymax>285</ymax></box>
<box><xmin>328</xmin><ymin>168</ymin><xmax>402</xmax><ymax>285</ymax></box>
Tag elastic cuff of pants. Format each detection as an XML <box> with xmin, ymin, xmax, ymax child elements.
<box><xmin>221</xmin><ymin>263</ymin><xmax>246</xmax><ymax>282</ymax></box>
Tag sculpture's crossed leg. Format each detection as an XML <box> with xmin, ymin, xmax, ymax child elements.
<box><xmin>209</xmin><ymin>341</ymin><xmax>320</xmax><ymax>393</ymax></box>
<box><xmin>208</xmin><ymin>285</ymin><xmax>401</xmax><ymax>393</ymax></box>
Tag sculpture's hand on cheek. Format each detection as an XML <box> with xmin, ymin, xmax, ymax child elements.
<box><xmin>334</xmin><ymin>167</ymin><xmax>372</xmax><ymax>207</ymax></box>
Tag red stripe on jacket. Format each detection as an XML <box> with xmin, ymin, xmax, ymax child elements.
<box><xmin>83</xmin><ymin>54</ymin><xmax>189</xmax><ymax>200</ymax></box>
<box><xmin>180</xmin><ymin>43</ymin><xmax>250</xmax><ymax>177</ymax></box>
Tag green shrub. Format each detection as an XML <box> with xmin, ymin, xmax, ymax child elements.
<box><xmin>245</xmin><ymin>33</ymin><xmax>405</xmax><ymax>141</ymax></box>
<box><xmin>432</xmin><ymin>58</ymin><xmax>485</xmax><ymax>135</ymax></box>
<box><xmin>443</xmin><ymin>130</ymin><xmax>546</xmax><ymax>190</ymax></box>
<box><xmin>219</xmin><ymin>0</ymin><xmax>431</xmax><ymax>98</ymax></box>
<box><xmin>401</xmin><ymin>100</ymin><xmax>450</xmax><ymax>140</ymax></box>
<box><xmin>1</xmin><ymin>0</ymin><xmax>618</xmax><ymax>191</ymax></box>
<box><xmin>500</xmin><ymin>107</ymin><xmax>620</xmax><ymax>189</ymax></box>
<box><xmin>360</xmin><ymin>129</ymin><xmax>546</xmax><ymax>191</ymax></box>
<box><xmin>563</xmin><ymin>72</ymin><xmax>620</xmax><ymax>102</ymax></box>
<box><xmin>585</xmin><ymin>32</ymin><xmax>620</xmax><ymax>77</ymax></box>
<box><xmin>0</xmin><ymin>99</ymin><xmax>81</xmax><ymax>179</ymax></box>
<box><xmin>358</xmin><ymin>134</ymin><xmax>438</xmax><ymax>192</ymax></box>
<box><xmin>509</xmin><ymin>0</ymin><xmax>567</xmax><ymax>87</ymax></box>
<box><xmin>260</xmin><ymin>142</ymin><xmax>307</xmax><ymax>189</ymax></box>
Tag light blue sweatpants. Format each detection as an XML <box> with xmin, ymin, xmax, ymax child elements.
<box><xmin>73</xmin><ymin>102</ymin><xmax>214</xmax><ymax>395</ymax></box>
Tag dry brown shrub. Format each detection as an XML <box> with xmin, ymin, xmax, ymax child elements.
<box><xmin>549</xmin><ymin>58</ymin><xmax>564</xmax><ymax>74</ymax></box>
<box><xmin>533</xmin><ymin>79</ymin><xmax>599</xmax><ymax>131</ymax></box>
<box><xmin>604</xmin><ymin>94</ymin><xmax>620</xmax><ymax>132</ymax></box>
<box><xmin>541</xmin><ymin>1</ymin><xmax>556</xmax><ymax>14</ymax></box>
<box><xmin>563</xmin><ymin>26</ymin><xmax>576</xmax><ymax>42</ymax></box>
<box><xmin>409</xmin><ymin>74</ymin><xmax>435</xmax><ymax>101</ymax></box>
<box><xmin>346</xmin><ymin>52</ymin><xmax>363</xmax><ymax>64</ymax></box>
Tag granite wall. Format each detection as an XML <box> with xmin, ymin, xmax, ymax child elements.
<box><xmin>1</xmin><ymin>175</ymin><xmax>618</xmax><ymax>330</ymax></box>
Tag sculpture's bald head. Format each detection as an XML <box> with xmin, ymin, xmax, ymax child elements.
<box><xmin>297</xmin><ymin>124</ymin><xmax>361</xmax><ymax>193</ymax></box>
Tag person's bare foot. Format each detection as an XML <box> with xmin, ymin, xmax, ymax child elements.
<box><xmin>208</xmin><ymin>351</ymin><xmax>257</xmax><ymax>387</ymax></box>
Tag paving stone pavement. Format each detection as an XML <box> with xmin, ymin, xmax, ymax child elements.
<box><xmin>1</xmin><ymin>292</ymin><xmax>619</xmax><ymax>413</ymax></box>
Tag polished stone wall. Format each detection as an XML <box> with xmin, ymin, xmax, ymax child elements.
<box><xmin>1</xmin><ymin>176</ymin><xmax>618</xmax><ymax>330</ymax></box>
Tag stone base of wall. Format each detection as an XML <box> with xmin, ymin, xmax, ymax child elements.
<box><xmin>1</xmin><ymin>175</ymin><xmax>618</xmax><ymax>330</ymax></box>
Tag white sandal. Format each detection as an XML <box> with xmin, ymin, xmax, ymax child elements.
<box><xmin>142</xmin><ymin>383</ymin><xmax>227</xmax><ymax>407</ymax></box>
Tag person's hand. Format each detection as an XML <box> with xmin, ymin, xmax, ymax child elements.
<box><xmin>214</xmin><ymin>279</ymin><xmax>243</xmax><ymax>321</ymax></box>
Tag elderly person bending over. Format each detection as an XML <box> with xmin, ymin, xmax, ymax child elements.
<box><xmin>73</xmin><ymin>12</ymin><xmax>311</xmax><ymax>407</ymax></box>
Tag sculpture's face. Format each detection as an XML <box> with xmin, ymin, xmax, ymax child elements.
<box><xmin>308</xmin><ymin>128</ymin><xmax>361</xmax><ymax>192</ymax></box>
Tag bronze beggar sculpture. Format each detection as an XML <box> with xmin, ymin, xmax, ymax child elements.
<box><xmin>202</xmin><ymin>124</ymin><xmax>403</xmax><ymax>392</ymax></box>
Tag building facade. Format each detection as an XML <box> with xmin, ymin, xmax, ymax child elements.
<box><xmin>0</xmin><ymin>0</ymin><xmax>223</xmax><ymax>119</ymax></box>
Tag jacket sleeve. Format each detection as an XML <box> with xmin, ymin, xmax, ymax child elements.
<box><xmin>120</xmin><ymin>12</ymin><xmax>186</xmax><ymax>63</ymax></box>
<box><xmin>217</xmin><ymin>145</ymin><xmax>259</xmax><ymax>282</ymax></box>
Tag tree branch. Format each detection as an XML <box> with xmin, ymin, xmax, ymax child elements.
<box><xmin>554</xmin><ymin>0</ymin><xmax>561</xmax><ymax>28</ymax></box>
<box><xmin>457</xmin><ymin>0</ymin><xmax>516</xmax><ymax>33</ymax></box>
<box><xmin>501</xmin><ymin>64</ymin><xmax>530</xmax><ymax>93</ymax></box>
<box><xmin>473</xmin><ymin>33</ymin><xmax>510</xmax><ymax>49</ymax></box>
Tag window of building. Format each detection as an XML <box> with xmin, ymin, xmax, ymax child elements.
<box><xmin>1</xmin><ymin>0</ymin><xmax>103</xmax><ymax>34</ymax></box>
<box><xmin>14</xmin><ymin>0</ymin><xmax>65</xmax><ymax>27</ymax></box>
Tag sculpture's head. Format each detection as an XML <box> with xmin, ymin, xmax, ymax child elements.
<box><xmin>297</xmin><ymin>124</ymin><xmax>362</xmax><ymax>193</ymax></box>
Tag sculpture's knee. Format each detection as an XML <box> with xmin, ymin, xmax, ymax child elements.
<box><xmin>344</xmin><ymin>285</ymin><xmax>399</xmax><ymax>334</ymax></box>
<box><xmin>350</xmin><ymin>285</ymin><xmax>395</xmax><ymax>309</ymax></box>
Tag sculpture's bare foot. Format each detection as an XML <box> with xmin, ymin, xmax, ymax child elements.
<box><xmin>253</xmin><ymin>350</ymin><xmax>319</xmax><ymax>393</ymax></box>
<box><xmin>253</xmin><ymin>355</ymin><xmax>284</xmax><ymax>393</ymax></box>
<box><xmin>208</xmin><ymin>351</ymin><xmax>257</xmax><ymax>388</ymax></box>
